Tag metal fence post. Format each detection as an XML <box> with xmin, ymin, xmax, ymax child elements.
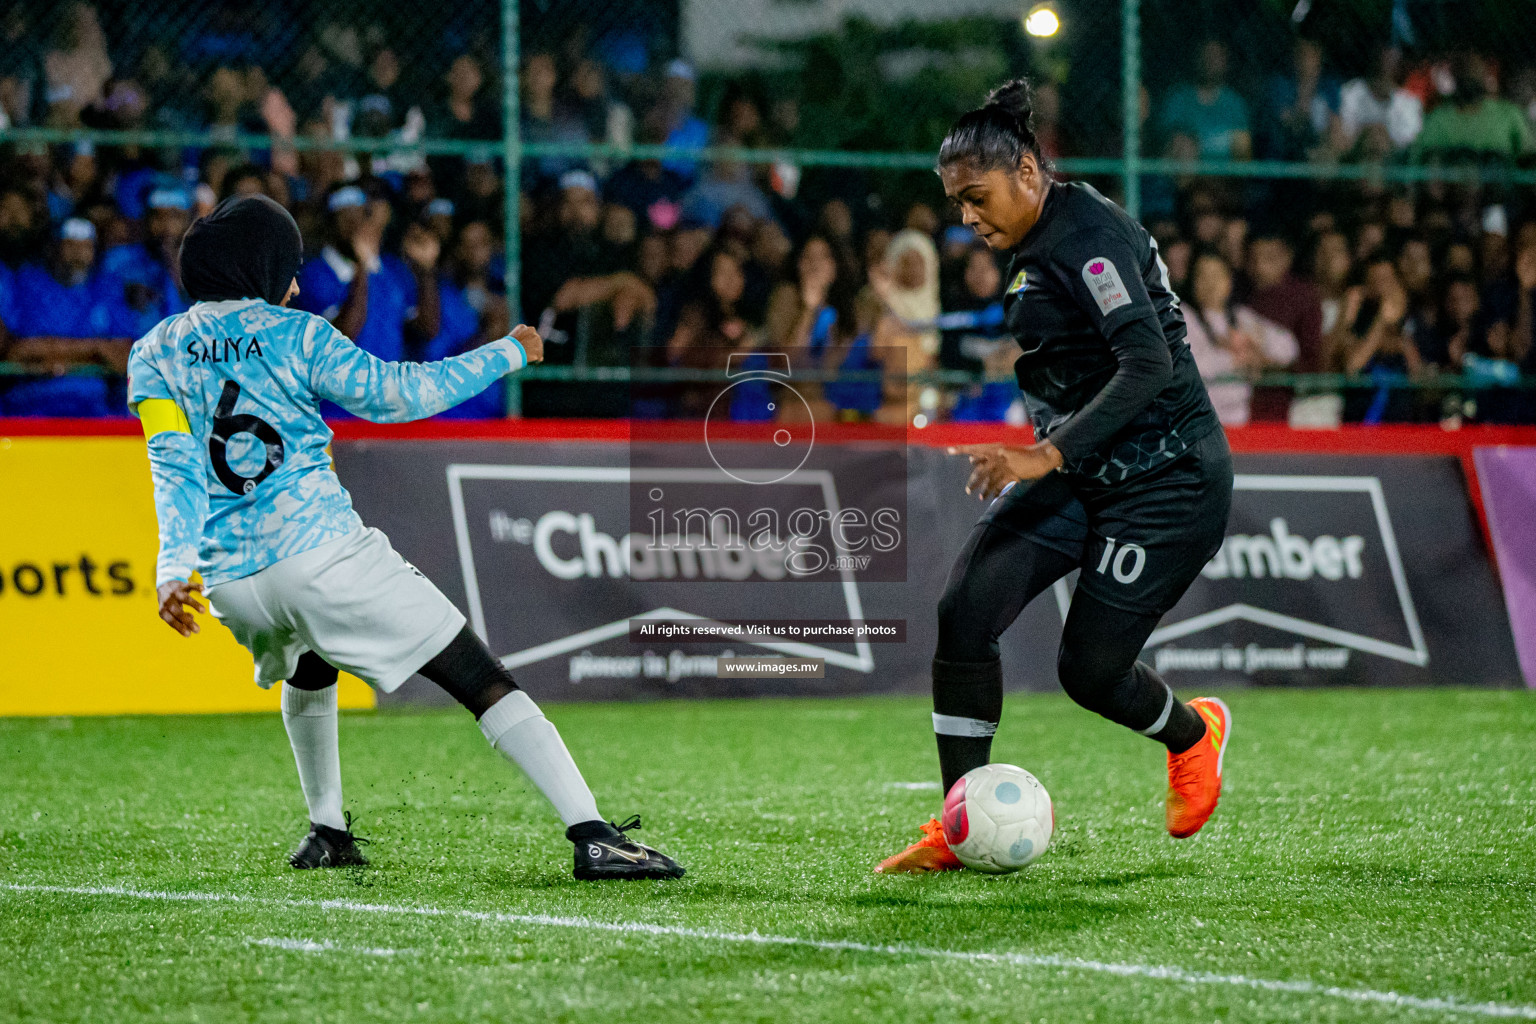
<box><xmin>1121</xmin><ymin>0</ymin><xmax>1141</xmax><ymax>220</ymax></box>
<box><xmin>502</xmin><ymin>0</ymin><xmax>524</xmax><ymax>417</ymax></box>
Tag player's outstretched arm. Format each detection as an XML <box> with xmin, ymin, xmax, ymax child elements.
<box><xmin>137</xmin><ymin>417</ymin><xmax>211</xmax><ymax>637</ymax></box>
<box><xmin>306</xmin><ymin>317</ymin><xmax>543</xmax><ymax>423</ymax></box>
<box><xmin>130</xmin><ymin>346</ymin><xmax>212</xmax><ymax>637</ymax></box>
<box><xmin>143</xmin><ymin>429</ymin><xmax>209</xmax><ymax>587</ymax></box>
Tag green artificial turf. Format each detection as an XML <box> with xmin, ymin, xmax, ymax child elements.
<box><xmin>1</xmin><ymin>689</ymin><xmax>1533</xmax><ymax>1023</ymax></box>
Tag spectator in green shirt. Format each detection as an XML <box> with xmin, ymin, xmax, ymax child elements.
<box><xmin>1158</xmin><ymin>41</ymin><xmax>1253</xmax><ymax>161</ymax></box>
<box><xmin>1415</xmin><ymin>54</ymin><xmax>1535</xmax><ymax>162</ymax></box>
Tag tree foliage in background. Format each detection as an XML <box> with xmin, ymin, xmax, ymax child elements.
<box><xmin>744</xmin><ymin>16</ymin><xmax>1032</xmax><ymax>154</ymax></box>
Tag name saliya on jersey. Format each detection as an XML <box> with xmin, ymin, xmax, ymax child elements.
<box><xmin>186</xmin><ymin>337</ymin><xmax>265</xmax><ymax>365</ymax></box>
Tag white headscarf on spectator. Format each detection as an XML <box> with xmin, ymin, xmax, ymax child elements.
<box><xmin>881</xmin><ymin>229</ymin><xmax>941</xmax><ymax>355</ymax></box>
<box><xmin>44</xmin><ymin>3</ymin><xmax>112</xmax><ymax>120</ymax></box>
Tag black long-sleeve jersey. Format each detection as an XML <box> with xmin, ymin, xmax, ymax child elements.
<box><xmin>1001</xmin><ymin>180</ymin><xmax>1219</xmax><ymax>486</ymax></box>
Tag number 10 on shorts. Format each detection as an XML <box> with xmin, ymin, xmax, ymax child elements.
<box><xmin>1096</xmin><ymin>538</ymin><xmax>1146</xmax><ymax>584</ymax></box>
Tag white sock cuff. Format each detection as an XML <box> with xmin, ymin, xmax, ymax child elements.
<box><xmin>932</xmin><ymin>713</ymin><xmax>998</xmax><ymax>738</ymax></box>
<box><xmin>1138</xmin><ymin>686</ymin><xmax>1175</xmax><ymax>736</ymax></box>
<box><xmin>478</xmin><ymin>690</ymin><xmax>542</xmax><ymax>746</ymax></box>
<box><xmin>281</xmin><ymin>682</ymin><xmax>338</xmax><ymax>717</ymax></box>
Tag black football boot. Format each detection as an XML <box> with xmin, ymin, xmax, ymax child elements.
<box><xmin>568</xmin><ymin>816</ymin><xmax>685</xmax><ymax>880</ymax></box>
<box><xmin>289</xmin><ymin>813</ymin><xmax>371</xmax><ymax>869</ymax></box>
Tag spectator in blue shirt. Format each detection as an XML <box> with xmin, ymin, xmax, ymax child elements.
<box><xmin>3</xmin><ymin>217</ymin><xmax>134</xmax><ymax>416</ymax></box>
<box><xmin>681</xmin><ymin>160</ymin><xmax>774</xmax><ymax>230</ymax></box>
<box><xmin>424</xmin><ymin>220</ymin><xmax>512</xmax><ymax>419</ymax></box>
<box><xmin>0</xmin><ymin>261</ymin><xmax>16</xmax><ymax>344</ymax></box>
<box><xmin>942</xmin><ymin>245</ymin><xmax>1016</xmax><ymax>423</ymax></box>
<box><xmin>660</xmin><ymin>60</ymin><xmax>710</xmax><ymax>184</ymax></box>
<box><xmin>101</xmin><ymin>186</ymin><xmax>191</xmax><ymax>338</ymax></box>
<box><xmin>1159</xmin><ymin>41</ymin><xmax>1253</xmax><ymax>161</ymax></box>
<box><xmin>294</xmin><ymin>181</ymin><xmax>440</xmax><ymax>365</ymax></box>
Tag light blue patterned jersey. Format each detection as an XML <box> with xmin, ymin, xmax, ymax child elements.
<box><xmin>128</xmin><ymin>298</ymin><xmax>527</xmax><ymax>587</ymax></box>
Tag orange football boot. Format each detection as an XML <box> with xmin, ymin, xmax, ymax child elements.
<box><xmin>874</xmin><ymin>817</ymin><xmax>963</xmax><ymax>874</ymax></box>
<box><xmin>1165</xmin><ymin>697</ymin><xmax>1232</xmax><ymax>838</ymax></box>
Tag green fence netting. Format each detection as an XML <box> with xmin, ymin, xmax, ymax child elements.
<box><xmin>3</xmin><ymin>0</ymin><xmax>1535</xmax><ymax>417</ymax></box>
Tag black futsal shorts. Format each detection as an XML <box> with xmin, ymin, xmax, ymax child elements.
<box><xmin>978</xmin><ymin>428</ymin><xmax>1234</xmax><ymax>616</ymax></box>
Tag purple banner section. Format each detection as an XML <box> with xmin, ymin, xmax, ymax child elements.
<box><xmin>1475</xmin><ymin>447</ymin><xmax>1536</xmax><ymax>688</ymax></box>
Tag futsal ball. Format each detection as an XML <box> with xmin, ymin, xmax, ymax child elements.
<box><xmin>941</xmin><ymin>764</ymin><xmax>1053</xmax><ymax>874</ymax></box>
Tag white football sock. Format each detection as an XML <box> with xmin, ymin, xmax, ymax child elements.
<box><xmin>478</xmin><ymin>691</ymin><xmax>602</xmax><ymax>827</ymax></box>
<box><xmin>280</xmin><ymin>683</ymin><xmax>346</xmax><ymax>830</ymax></box>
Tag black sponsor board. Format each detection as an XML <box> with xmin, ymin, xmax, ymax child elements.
<box><xmin>334</xmin><ymin>442</ymin><xmax>1521</xmax><ymax>703</ymax></box>
<box><xmin>336</xmin><ymin>439</ymin><xmax>934</xmax><ymax>703</ymax></box>
<box><xmin>1106</xmin><ymin>454</ymin><xmax>1520</xmax><ymax>688</ymax></box>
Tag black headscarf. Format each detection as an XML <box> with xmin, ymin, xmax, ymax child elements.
<box><xmin>178</xmin><ymin>194</ymin><xmax>303</xmax><ymax>306</ymax></box>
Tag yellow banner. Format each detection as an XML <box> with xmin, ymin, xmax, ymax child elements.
<box><xmin>0</xmin><ymin>437</ymin><xmax>374</xmax><ymax>716</ymax></box>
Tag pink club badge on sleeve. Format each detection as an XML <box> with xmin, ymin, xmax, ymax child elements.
<box><xmin>1081</xmin><ymin>257</ymin><xmax>1132</xmax><ymax>315</ymax></box>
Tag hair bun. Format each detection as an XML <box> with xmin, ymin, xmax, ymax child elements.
<box><xmin>985</xmin><ymin>78</ymin><xmax>1035</xmax><ymax>130</ymax></box>
<box><xmin>938</xmin><ymin>76</ymin><xmax>1048</xmax><ymax>172</ymax></box>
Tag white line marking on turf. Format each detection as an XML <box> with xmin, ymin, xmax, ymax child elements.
<box><xmin>6</xmin><ymin>882</ymin><xmax>1534</xmax><ymax>1020</ymax></box>
<box><xmin>248</xmin><ymin>936</ymin><xmax>408</xmax><ymax>958</ymax></box>
<box><xmin>883</xmin><ymin>781</ymin><xmax>942</xmax><ymax>791</ymax></box>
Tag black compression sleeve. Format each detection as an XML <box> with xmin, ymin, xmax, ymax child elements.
<box><xmin>287</xmin><ymin>651</ymin><xmax>340</xmax><ymax>691</ymax></box>
<box><xmin>418</xmin><ymin>626</ymin><xmax>520</xmax><ymax>719</ymax></box>
<box><xmin>1047</xmin><ymin>314</ymin><xmax>1172</xmax><ymax>465</ymax></box>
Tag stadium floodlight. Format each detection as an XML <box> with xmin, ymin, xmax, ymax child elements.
<box><xmin>1024</xmin><ymin>4</ymin><xmax>1060</xmax><ymax>37</ymax></box>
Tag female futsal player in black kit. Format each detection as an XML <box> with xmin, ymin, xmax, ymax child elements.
<box><xmin>878</xmin><ymin>80</ymin><xmax>1235</xmax><ymax>872</ymax></box>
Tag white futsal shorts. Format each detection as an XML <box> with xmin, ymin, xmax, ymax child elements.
<box><xmin>206</xmin><ymin>527</ymin><xmax>466</xmax><ymax>692</ymax></box>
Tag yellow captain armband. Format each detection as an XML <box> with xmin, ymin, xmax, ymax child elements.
<box><xmin>138</xmin><ymin>399</ymin><xmax>191</xmax><ymax>440</ymax></box>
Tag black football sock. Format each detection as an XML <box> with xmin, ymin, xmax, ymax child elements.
<box><xmin>1124</xmin><ymin>663</ymin><xmax>1207</xmax><ymax>753</ymax></box>
<box><xmin>566</xmin><ymin>819</ymin><xmax>623</xmax><ymax>842</ymax></box>
<box><xmin>1061</xmin><ymin>655</ymin><xmax>1206</xmax><ymax>753</ymax></box>
<box><xmin>1056</xmin><ymin>595</ymin><xmax>1210</xmax><ymax>758</ymax></box>
<box><xmin>932</xmin><ymin>657</ymin><xmax>1005</xmax><ymax>795</ymax></box>
<box><xmin>1057</xmin><ymin>594</ymin><xmax>1206</xmax><ymax>753</ymax></box>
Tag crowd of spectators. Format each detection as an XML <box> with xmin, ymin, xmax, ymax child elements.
<box><xmin>1139</xmin><ymin>35</ymin><xmax>1536</xmax><ymax>425</ymax></box>
<box><xmin>1145</xmin><ymin>39</ymin><xmax>1536</xmax><ymax>169</ymax></box>
<box><xmin>0</xmin><ymin>2</ymin><xmax>1533</xmax><ymax>424</ymax></box>
<box><xmin>1155</xmin><ymin>181</ymin><xmax>1536</xmax><ymax>427</ymax></box>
